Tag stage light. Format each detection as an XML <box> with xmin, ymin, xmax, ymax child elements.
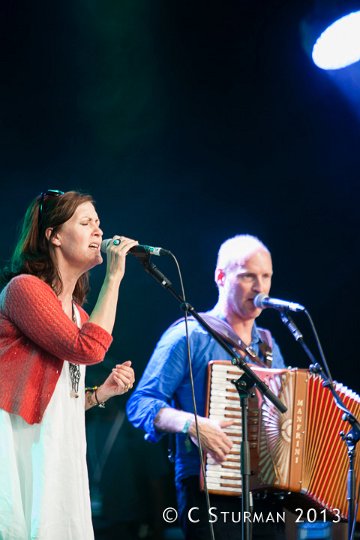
<box><xmin>301</xmin><ymin>1</ymin><xmax>360</xmax><ymax>70</ymax></box>
<box><xmin>312</xmin><ymin>10</ymin><xmax>360</xmax><ymax>69</ymax></box>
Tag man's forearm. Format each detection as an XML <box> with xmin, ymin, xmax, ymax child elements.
<box><xmin>154</xmin><ymin>407</ymin><xmax>195</xmax><ymax>433</ymax></box>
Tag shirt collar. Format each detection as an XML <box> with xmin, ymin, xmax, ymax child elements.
<box><xmin>251</xmin><ymin>323</ymin><xmax>261</xmax><ymax>345</ymax></box>
<box><xmin>206</xmin><ymin>308</ymin><xmax>261</xmax><ymax>346</ymax></box>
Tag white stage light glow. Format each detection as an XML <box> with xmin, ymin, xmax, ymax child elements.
<box><xmin>312</xmin><ymin>10</ymin><xmax>360</xmax><ymax>69</ymax></box>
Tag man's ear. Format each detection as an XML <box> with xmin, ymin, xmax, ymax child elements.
<box><xmin>215</xmin><ymin>268</ymin><xmax>226</xmax><ymax>287</ymax></box>
<box><xmin>45</xmin><ymin>228</ymin><xmax>61</xmax><ymax>247</ymax></box>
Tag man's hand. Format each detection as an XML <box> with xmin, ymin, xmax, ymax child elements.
<box><xmin>188</xmin><ymin>417</ymin><xmax>234</xmax><ymax>463</ymax></box>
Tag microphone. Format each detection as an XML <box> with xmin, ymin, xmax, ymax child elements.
<box><xmin>100</xmin><ymin>238</ymin><xmax>171</xmax><ymax>258</ymax></box>
<box><xmin>253</xmin><ymin>293</ymin><xmax>305</xmax><ymax>313</ymax></box>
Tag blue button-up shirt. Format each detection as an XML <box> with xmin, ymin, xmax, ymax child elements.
<box><xmin>127</xmin><ymin>314</ymin><xmax>285</xmax><ymax>484</ymax></box>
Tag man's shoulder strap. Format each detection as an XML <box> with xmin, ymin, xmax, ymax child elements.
<box><xmin>169</xmin><ymin>314</ymin><xmax>274</xmax><ymax>368</ymax></box>
<box><xmin>257</xmin><ymin>327</ymin><xmax>273</xmax><ymax>349</ymax></box>
<box><xmin>198</xmin><ymin>313</ymin><xmax>266</xmax><ymax>368</ymax></box>
<box><xmin>257</xmin><ymin>327</ymin><xmax>273</xmax><ymax>368</ymax></box>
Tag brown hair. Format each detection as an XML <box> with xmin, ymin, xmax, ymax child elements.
<box><xmin>0</xmin><ymin>190</ymin><xmax>94</xmax><ymax>304</ymax></box>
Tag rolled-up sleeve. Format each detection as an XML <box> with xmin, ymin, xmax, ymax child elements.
<box><xmin>127</xmin><ymin>326</ymin><xmax>189</xmax><ymax>442</ymax></box>
<box><xmin>1</xmin><ymin>275</ymin><xmax>112</xmax><ymax>364</ymax></box>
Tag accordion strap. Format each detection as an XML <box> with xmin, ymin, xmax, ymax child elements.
<box><xmin>199</xmin><ymin>313</ymin><xmax>268</xmax><ymax>368</ymax></box>
<box><xmin>170</xmin><ymin>313</ymin><xmax>271</xmax><ymax>368</ymax></box>
<box><xmin>257</xmin><ymin>327</ymin><xmax>273</xmax><ymax>368</ymax></box>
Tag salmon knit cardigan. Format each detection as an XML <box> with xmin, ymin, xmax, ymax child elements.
<box><xmin>0</xmin><ymin>274</ymin><xmax>113</xmax><ymax>424</ymax></box>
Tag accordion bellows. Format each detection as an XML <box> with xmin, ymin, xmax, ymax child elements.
<box><xmin>203</xmin><ymin>362</ymin><xmax>360</xmax><ymax>521</ymax></box>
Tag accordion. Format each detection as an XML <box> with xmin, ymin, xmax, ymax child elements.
<box><xmin>203</xmin><ymin>361</ymin><xmax>360</xmax><ymax>521</ymax></box>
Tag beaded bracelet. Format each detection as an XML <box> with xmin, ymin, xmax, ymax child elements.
<box><xmin>85</xmin><ymin>386</ymin><xmax>106</xmax><ymax>408</ymax></box>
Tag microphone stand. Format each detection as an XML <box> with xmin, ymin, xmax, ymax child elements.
<box><xmin>141</xmin><ymin>258</ymin><xmax>287</xmax><ymax>540</ymax></box>
<box><xmin>280</xmin><ymin>312</ymin><xmax>360</xmax><ymax>540</ymax></box>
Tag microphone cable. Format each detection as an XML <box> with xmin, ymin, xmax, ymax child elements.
<box><xmin>167</xmin><ymin>251</ymin><xmax>216</xmax><ymax>540</ymax></box>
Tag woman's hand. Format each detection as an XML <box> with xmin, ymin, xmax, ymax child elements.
<box><xmin>97</xmin><ymin>360</ymin><xmax>135</xmax><ymax>401</ymax></box>
<box><xmin>89</xmin><ymin>236</ymin><xmax>138</xmax><ymax>334</ymax></box>
<box><xmin>105</xmin><ymin>235</ymin><xmax>139</xmax><ymax>284</ymax></box>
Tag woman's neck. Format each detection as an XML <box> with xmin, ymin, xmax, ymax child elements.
<box><xmin>55</xmin><ymin>273</ymin><xmax>78</xmax><ymax>319</ymax></box>
<box><xmin>53</xmin><ymin>257</ymin><xmax>83</xmax><ymax>304</ymax></box>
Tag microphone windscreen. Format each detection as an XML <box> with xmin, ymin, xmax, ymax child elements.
<box><xmin>253</xmin><ymin>293</ymin><xmax>267</xmax><ymax>309</ymax></box>
<box><xmin>100</xmin><ymin>238</ymin><xmax>112</xmax><ymax>253</ymax></box>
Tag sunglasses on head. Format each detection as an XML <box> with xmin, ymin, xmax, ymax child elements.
<box><xmin>38</xmin><ymin>189</ymin><xmax>64</xmax><ymax>219</ymax></box>
<box><xmin>38</xmin><ymin>189</ymin><xmax>64</xmax><ymax>231</ymax></box>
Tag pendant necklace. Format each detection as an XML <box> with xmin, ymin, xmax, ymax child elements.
<box><xmin>69</xmin><ymin>302</ymin><xmax>81</xmax><ymax>398</ymax></box>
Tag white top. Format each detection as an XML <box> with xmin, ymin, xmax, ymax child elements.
<box><xmin>0</xmin><ymin>305</ymin><xmax>94</xmax><ymax>540</ymax></box>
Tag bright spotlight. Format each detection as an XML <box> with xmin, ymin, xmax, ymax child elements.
<box><xmin>312</xmin><ymin>10</ymin><xmax>360</xmax><ymax>70</ymax></box>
